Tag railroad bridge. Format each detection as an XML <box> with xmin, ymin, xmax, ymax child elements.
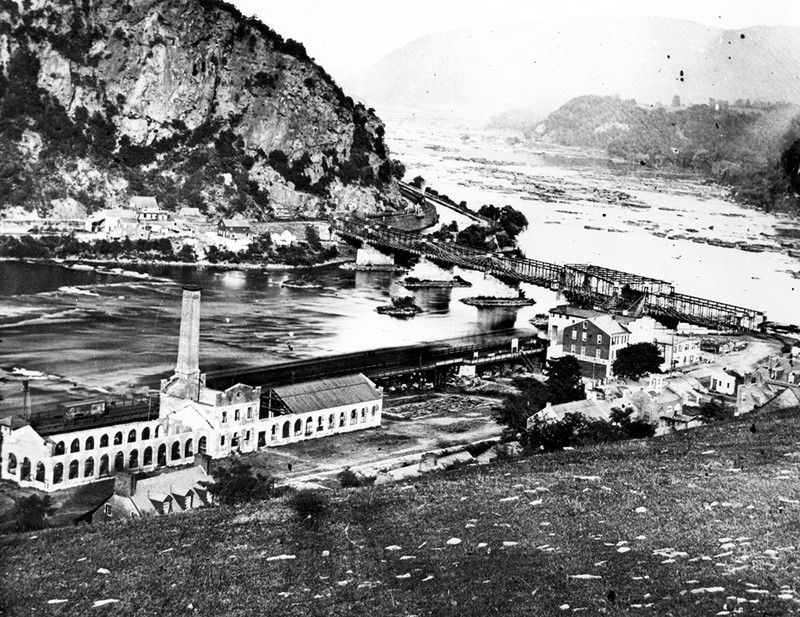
<box><xmin>332</xmin><ymin>217</ymin><xmax>766</xmax><ymax>332</ymax></box>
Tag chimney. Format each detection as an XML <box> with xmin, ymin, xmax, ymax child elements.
<box><xmin>114</xmin><ymin>471</ymin><xmax>137</xmax><ymax>497</ymax></box>
<box><xmin>22</xmin><ymin>380</ymin><xmax>31</xmax><ymax>419</ymax></box>
<box><xmin>175</xmin><ymin>286</ymin><xmax>202</xmax><ymax>400</ymax></box>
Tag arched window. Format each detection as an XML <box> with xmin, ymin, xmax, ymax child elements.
<box><xmin>99</xmin><ymin>434</ymin><xmax>109</xmax><ymax>448</ymax></box>
<box><xmin>53</xmin><ymin>463</ymin><xmax>64</xmax><ymax>484</ymax></box>
<box><xmin>294</xmin><ymin>419</ymin><xmax>302</xmax><ymax>436</ymax></box>
<box><xmin>143</xmin><ymin>447</ymin><xmax>153</xmax><ymax>466</ymax></box>
<box><xmin>84</xmin><ymin>457</ymin><xmax>94</xmax><ymax>477</ymax></box>
<box><xmin>360</xmin><ymin>408</ymin><xmax>366</xmax><ymax>423</ymax></box>
<box><xmin>157</xmin><ymin>444</ymin><xmax>167</xmax><ymax>466</ymax></box>
<box><xmin>141</xmin><ymin>427</ymin><xmax>150</xmax><ymax>441</ymax></box>
<box><xmin>329</xmin><ymin>414</ymin><xmax>335</xmax><ymax>428</ymax></box>
<box><xmin>184</xmin><ymin>439</ymin><xmax>193</xmax><ymax>457</ymax></box>
<box><xmin>113</xmin><ymin>432</ymin><xmax>123</xmax><ymax>446</ymax></box>
<box><xmin>85</xmin><ymin>436</ymin><xmax>95</xmax><ymax>450</ymax></box>
<box><xmin>372</xmin><ymin>405</ymin><xmax>378</xmax><ymax>417</ymax></box>
<box><xmin>7</xmin><ymin>453</ymin><xmax>17</xmax><ymax>474</ymax></box>
<box><xmin>282</xmin><ymin>422</ymin><xmax>290</xmax><ymax>438</ymax></box>
<box><xmin>70</xmin><ymin>439</ymin><xmax>80</xmax><ymax>453</ymax></box>
<box><xmin>127</xmin><ymin>429</ymin><xmax>136</xmax><ymax>443</ymax></box>
<box><xmin>114</xmin><ymin>452</ymin><xmax>124</xmax><ymax>472</ymax></box>
<box><xmin>99</xmin><ymin>455</ymin><xmax>109</xmax><ymax>477</ymax></box>
<box><xmin>129</xmin><ymin>449</ymin><xmax>138</xmax><ymax>469</ymax></box>
<box><xmin>317</xmin><ymin>417</ymin><xmax>324</xmax><ymax>431</ymax></box>
<box><xmin>20</xmin><ymin>457</ymin><xmax>31</xmax><ymax>480</ymax></box>
<box><xmin>305</xmin><ymin>418</ymin><xmax>313</xmax><ymax>435</ymax></box>
<box><xmin>171</xmin><ymin>442</ymin><xmax>181</xmax><ymax>460</ymax></box>
<box><xmin>350</xmin><ymin>409</ymin><xmax>357</xmax><ymax>424</ymax></box>
<box><xmin>54</xmin><ymin>441</ymin><xmax>65</xmax><ymax>456</ymax></box>
<box><xmin>154</xmin><ymin>425</ymin><xmax>161</xmax><ymax>439</ymax></box>
<box><xmin>271</xmin><ymin>425</ymin><xmax>277</xmax><ymax>441</ymax></box>
<box><xmin>198</xmin><ymin>437</ymin><xmax>207</xmax><ymax>454</ymax></box>
<box><xmin>69</xmin><ymin>460</ymin><xmax>79</xmax><ymax>480</ymax></box>
<box><xmin>339</xmin><ymin>412</ymin><xmax>346</xmax><ymax>427</ymax></box>
<box><xmin>35</xmin><ymin>461</ymin><xmax>45</xmax><ymax>482</ymax></box>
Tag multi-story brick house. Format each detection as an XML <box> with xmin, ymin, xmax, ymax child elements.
<box><xmin>562</xmin><ymin>315</ymin><xmax>631</xmax><ymax>380</ymax></box>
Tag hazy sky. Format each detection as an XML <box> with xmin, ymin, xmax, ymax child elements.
<box><xmin>230</xmin><ymin>0</ymin><xmax>800</xmax><ymax>81</ymax></box>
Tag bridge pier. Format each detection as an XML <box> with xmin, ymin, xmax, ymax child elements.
<box><xmin>408</xmin><ymin>257</ymin><xmax>455</xmax><ymax>280</ymax></box>
<box><xmin>356</xmin><ymin>244</ymin><xmax>396</xmax><ymax>268</ymax></box>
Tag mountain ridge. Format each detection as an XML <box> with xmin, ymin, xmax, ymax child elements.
<box><xmin>346</xmin><ymin>17</ymin><xmax>800</xmax><ymax>117</ymax></box>
<box><xmin>0</xmin><ymin>0</ymin><xmax>404</xmax><ymax>218</ymax></box>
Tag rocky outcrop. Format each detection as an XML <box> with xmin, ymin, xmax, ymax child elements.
<box><xmin>0</xmin><ymin>0</ymin><xmax>404</xmax><ymax>218</ymax></box>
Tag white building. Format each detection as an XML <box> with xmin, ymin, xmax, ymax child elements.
<box><xmin>0</xmin><ymin>288</ymin><xmax>383</xmax><ymax>492</ymax></box>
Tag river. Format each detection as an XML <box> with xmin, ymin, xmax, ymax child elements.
<box><xmin>1</xmin><ymin>108</ymin><xmax>797</xmax><ymax>410</ymax></box>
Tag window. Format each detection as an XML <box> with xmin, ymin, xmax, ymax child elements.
<box><xmin>70</xmin><ymin>439</ymin><xmax>80</xmax><ymax>453</ymax></box>
<box><xmin>113</xmin><ymin>432</ymin><xmax>123</xmax><ymax>446</ymax></box>
<box><xmin>581</xmin><ymin>346</ymin><xmax>586</xmax><ymax>356</ymax></box>
<box><xmin>571</xmin><ymin>330</ymin><xmax>577</xmax><ymax>340</ymax></box>
<box><xmin>247</xmin><ymin>407</ymin><xmax>252</xmax><ymax>419</ymax></box>
<box><xmin>570</xmin><ymin>344</ymin><xmax>576</xmax><ymax>353</ymax></box>
<box><xmin>245</xmin><ymin>431</ymin><xmax>250</xmax><ymax>442</ymax></box>
<box><xmin>85</xmin><ymin>436</ymin><xmax>95</xmax><ymax>450</ymax></box>
<box><xmin>235</xmin><ymin>409</ymin><xmax>240</xmax><ymax>421</ymax></box>
<box><xmin>141</xmin><ymin>427</ymin><xmax>150</xmax><ymax>440</ymax></box>
<box><xmin>222</xmin><ymin>411</ymin><xmax>227</xmax><ymax>423</ymax></box>
<box><xmin>597</xmin><ymin>334</ymin><xmax>602</xmax><ymax>344</ymax></box>
<box><xmin>596</xmin><ymin>349</ymin><xmax>601</xmax><ymax>359</ymax></box>
<box><xmin>581</xmin><ymin>331</ymin><xmax>587</xmax><ymax>342</ymax></box>
<box><xmin>104</xmin><ymin>504</ymin><xmax>112</xmax><ymax>517</ymax></box>
<box><xmin>582</xmin><ymin>322</ymin><xmax>587</xmax><ymax>329</ymax></box>
<box><xmin>220</xmin><ymin>435</ymin><xmax>226</xmax><ymax>446</ymax></box>
<box><xmin>128</xmin><ymin>429</ymin><xmax>136</xmax><ymax>443</ymax></box>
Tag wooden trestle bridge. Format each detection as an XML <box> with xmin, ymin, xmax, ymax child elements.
<box><xmin>332</xmin><ymin>217</ymin><xmax>767</xmax><ymax>332</ymax></box>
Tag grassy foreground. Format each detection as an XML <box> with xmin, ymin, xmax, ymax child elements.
<box><xmin>2</xmin><ymin>411</ymin><xmax>800</xmax><ymax>616</ymax></box>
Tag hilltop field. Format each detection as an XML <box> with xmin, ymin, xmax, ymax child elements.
<box><xmin>2</xmin><ymin>410</ymin><xmax>799</xmax><ymax>616</ymax></box>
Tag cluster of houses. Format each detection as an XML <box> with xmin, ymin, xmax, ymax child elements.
<box><xmin>539</xmin><ymin>303</ymin><xmax>799</xmax><ymax>434</ymax></box>
<box><xmin>83</xmin><ymin>196</ymin><xmax>254</xmax><ymax>242</ymax></box>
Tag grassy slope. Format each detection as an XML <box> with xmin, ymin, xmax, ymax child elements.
<box><xmin>2</xmin><ymin>411</ymin><xmax>800</xmax><ymax>616</ymax></box>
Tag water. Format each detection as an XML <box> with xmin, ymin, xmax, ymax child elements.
<box><xmin>2</xmin><ymin>109</ymin><xmax>799</xmax><ymax>408</ymax></box>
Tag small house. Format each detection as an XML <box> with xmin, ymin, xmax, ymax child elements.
<box><xmin>218</xmin><ymin>219</ymin><xmax>251</xmax><ymax>239</ymax></box>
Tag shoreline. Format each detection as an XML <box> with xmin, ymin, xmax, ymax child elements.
<box><xmin>0</xmin><ymin>256</ymin><xmax>354</xmax><ymax>272</ymax></box>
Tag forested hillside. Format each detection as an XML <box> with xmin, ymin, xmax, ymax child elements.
<box><xmin>529</xmin><ymin>96</ymin><xmax>800</xmax><ymax>214</ymax></box>
<box><xmin>0</xmin><ymin>0</ymin><xmax>404</xmax><ymax>219</ymax></box>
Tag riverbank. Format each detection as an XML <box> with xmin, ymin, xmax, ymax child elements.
<box><xmin>0</xmin><ymin>255</ymin><xmax>354</xmax><ymax>272</ymax></box>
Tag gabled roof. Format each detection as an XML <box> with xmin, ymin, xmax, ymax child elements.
<box><xmin>538</xmin><ymin>399</ymin><xmax>609</xmax><ymax>422</ymax></box>
<box><xmin>271</xmin><ymin>374</ymin><xmax>381</xmax><ymax>415</ymax></box>
<box><xmin>219</xmin><ymin>219</ymin><xmax>251</xmax><ymax>229</ymax></box>
<box><xmin>130</xmin><ymin>196</ymin><xmax>159</xmax><ymax>208</ymax></box>
<box><xmin>0</xmin><ymin>414</ymin><xmax>30</xmax><ymax>430</ymax></box>
<box><xmin>586</xmin><ymin>315</ymin><xmax>630</xmax><ymax>336</ymax></box>
<box><xmin>549</xmin><ymin>305</ymin><xmax>605</xmax><ymax>320</ymax></box>
<box><xmin>127</xmin><ymin>466</ymin><xmax>213</xmax><ymax>516</ymax></box>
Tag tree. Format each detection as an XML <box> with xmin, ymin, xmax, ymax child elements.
<box><xmin>12</xmin><ymin>495</ymin><xmax>55</xmax><ymax>531</ymax></box>
<box><xmin>612</xmin><ymin>342</ymin><xmax>664</xmax><ymax>380</ymax></box>
<box><xmin>410</xmin><ymin>175</ymin><xmax>425</xmax><ymax>188</ymax></box>
<box><xmin>696</xmin><ymin>398</ymin><xmax>734</xmax><ymax>423</ymax></box>
<box><xmin>494</xmin><ymin>377</ymin><xmax>549</xmax><ymax>439</ymax></box>
<box><xmin>305</xmin><ymin>225</ymin><xmax>322</xmax><ymax>251</ymax></box>
<box><xmin>545</xmin><ymin>356</ymin><xmax>585</xmax><ymax>405</ymax></box>
<box><xmin>203</xmin><ymin>459</ymin><xmax>278</xmax><ymax>506</ymax></box>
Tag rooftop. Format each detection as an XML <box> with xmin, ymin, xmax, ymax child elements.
<box><xmin>271</xmin><ymin>374</ymin><xmax>381</xmax><ymax>415</ymax></box>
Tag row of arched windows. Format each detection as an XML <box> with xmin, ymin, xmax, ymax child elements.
<box><xmin>52</xmin><ymin>425</ymin><xmax>163</xmax><ymax>456</ymax></box>
<box><xmin>7</xmin><ymin>436</ymin><xmax>207</xmax><ymax>484</ymax></box>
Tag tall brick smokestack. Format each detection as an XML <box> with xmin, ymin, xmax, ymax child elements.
<box><xmin>175</xmin><ymin>286</ymin><xmax>201</xmax><ymax>400</ymax></box>
<box><xmin>22</xmin><ymin>380</ymin><xmax>31</xmax><ymax>419</ymax></box>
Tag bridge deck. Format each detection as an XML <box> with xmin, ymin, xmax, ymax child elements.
<box><xmin>333</xmin><ymin>218</ymin><xmax>765</xmax><ymax>332</ymax></box>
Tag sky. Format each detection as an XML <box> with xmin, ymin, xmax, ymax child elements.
<box><xmin>230</xmin><ymin>0</ymin><xmax>800</xmax><ymax>82</ymax></box>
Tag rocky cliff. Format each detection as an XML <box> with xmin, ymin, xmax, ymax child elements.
<box><xmin>0</xmin><ymin>0</ymin><xmax>405</xmax><ymax>218</ymax></box>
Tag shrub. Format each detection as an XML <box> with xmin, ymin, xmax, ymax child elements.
<box><xmin>12</xmin><ymin>495</ymin><xmax>55</xmax><ymax>531</ymax></box>
<box><xmin>288</xmin><ymin>489</ymin><xmax>328</xmax><ymax>524</ymax></box>
<box><xmin>204</xmin><ymin>459</ymin><xmax>278</xmax><ymax>506</ymax></box>
<box><xmin>337</xmin><ymin>468</ymin><xmax>375</xmax><ymax>488</ymax></box>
